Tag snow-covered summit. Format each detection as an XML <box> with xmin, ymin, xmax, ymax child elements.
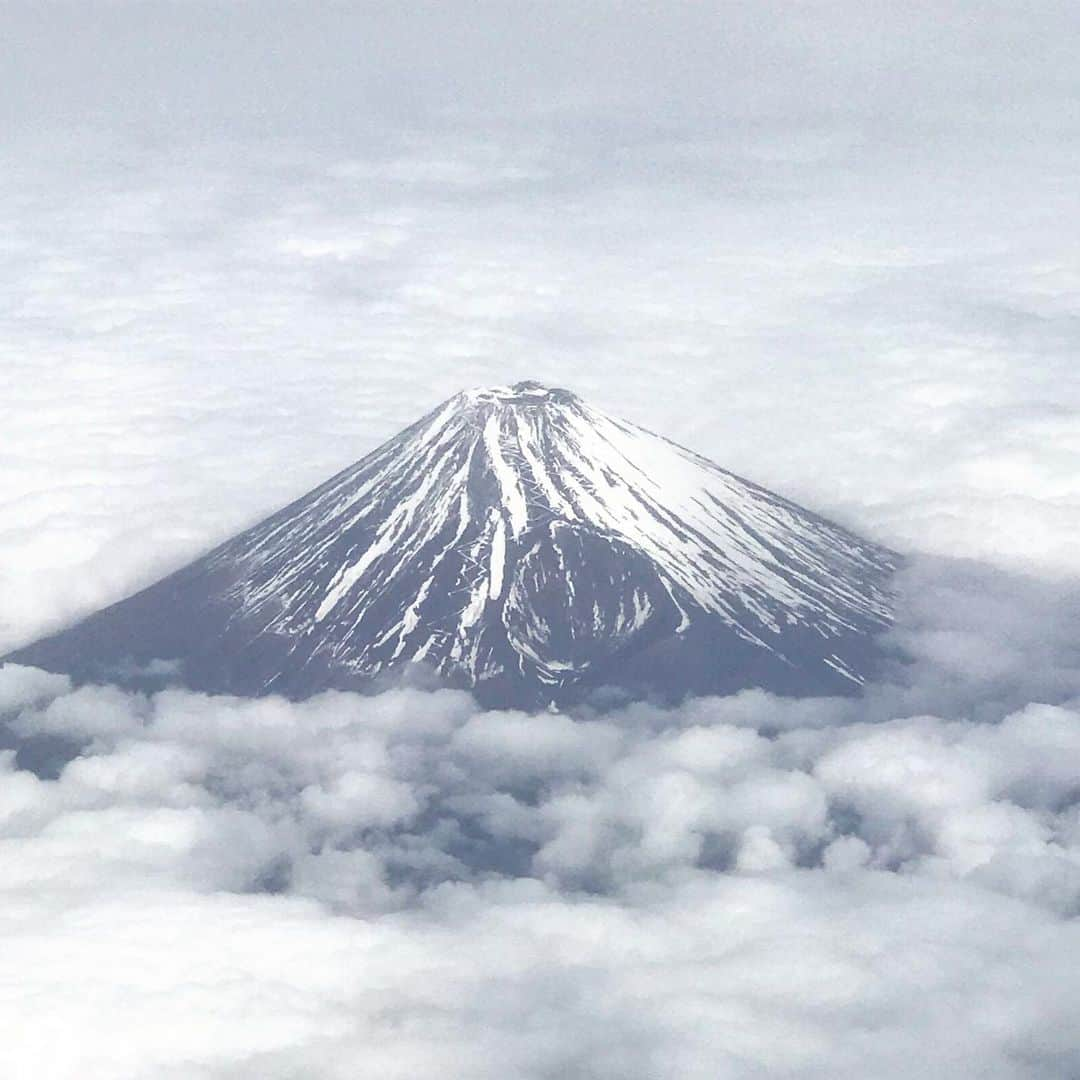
<box><xmin>6</xmin><ymin>382</ymin><xmax>899</xmax><ymax>706</ymax></box>
<box><xmin>458</xmin><ymin>379</ymin><xmax>573</xmax><ymax>405</ymax></box>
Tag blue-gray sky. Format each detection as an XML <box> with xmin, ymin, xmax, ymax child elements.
<box><xmin>2</xmin><ymin>4</ymin><xmax>1080</xmax><ymax>1077</ymax></box>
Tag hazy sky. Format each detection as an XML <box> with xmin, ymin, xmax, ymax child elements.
<box><xmin>2</xmin><ymin>4</ymin><xmax>1080</xmax><ymax>1078</ymax></box>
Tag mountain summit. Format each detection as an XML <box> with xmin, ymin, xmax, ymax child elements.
<box><xmin>6</xmin><ymin>382</ymin><xmax>899</xmax><ymax>707</ymax></box>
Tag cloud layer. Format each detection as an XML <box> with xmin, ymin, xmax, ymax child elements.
<box><xmin>2</xmin><ymin>613</ymin><xmax>1080</xmax><ymax>1079</ymax></box>
<box><xmin>3</xmin><ymin>555</ymin><xmax>1080</xmax><ymax>1078</ymax></box>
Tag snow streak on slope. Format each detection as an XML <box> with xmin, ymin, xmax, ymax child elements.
<box><xmin>200</xmin><ymin>382</ymin><xmax>898</xmax><ymax>698</ymax></box>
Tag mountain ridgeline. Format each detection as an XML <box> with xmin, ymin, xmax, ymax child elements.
<box><xmin>5</xmin><ymin>382</ymin><xmax>900</xmax><ymax>708</ymax></box>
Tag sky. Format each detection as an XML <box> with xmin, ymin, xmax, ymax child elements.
<box><xmin>2</xmin><ymin>3</ymin><xmax>1080</xmax><ymax>1078</ymax></box>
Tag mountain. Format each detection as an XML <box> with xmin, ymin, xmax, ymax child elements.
<box><xmin>4</xmin><ymin>382</ymin><xmax>900</xmax><ymax>708</ymax></box>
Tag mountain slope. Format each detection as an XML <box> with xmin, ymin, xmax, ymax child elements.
<box><xmin>5</xmin><ymin>382</ymin><xmax>900</xmax><ymax>707</ymax></box>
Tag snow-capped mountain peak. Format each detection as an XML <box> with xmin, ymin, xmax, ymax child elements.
<box><xmin>6</xmin><ymin>381</ymin><xmax>899</xmax><ymax>706</ymax></box>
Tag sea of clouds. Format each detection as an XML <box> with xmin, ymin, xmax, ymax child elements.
<box><xmin>3</xmin><ymin>3</ymin><xmax>1080</xmax><ymax>1077</ymax></box>
<box><xmin>2</xmin><ymin>556</ymin><xmax>1080</xmax><ymax>1078</ymax></box>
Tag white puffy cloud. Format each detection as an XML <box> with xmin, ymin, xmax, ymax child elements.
<box><xmin>2</xmin><ymin>651</ymin><xmax>1080</xmax><ymax>1077</ymax></box>
<box><xmin>0</xmin><ymin>664</ymin><xmax>70</xmax><ymax>713</ymax></box>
